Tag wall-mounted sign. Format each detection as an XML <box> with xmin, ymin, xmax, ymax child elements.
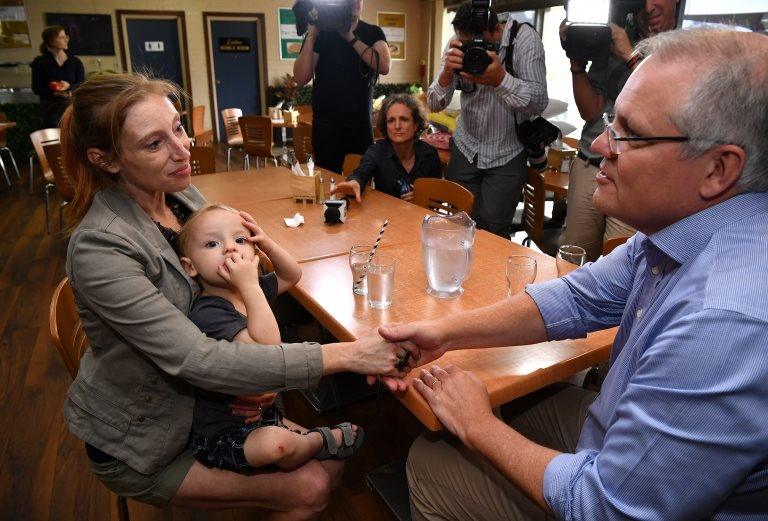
<box><xmin>218</xmin><ymin>37</ymin><xmax>251</xmax><ymax>53</ymax></box>
<box><xmin>377</xmin><ymin>12</ymin><xmax>406</xmax><ymax>60</ymax></box>
<box><xmin>279</xmin><ymin>7</ymin><xmax>302</xmax><ymax>60</ymax></box>
<box><xmin>0</xmin><ymin>0</ymin><xmax>31</xmax><ymax>48</ymax></box>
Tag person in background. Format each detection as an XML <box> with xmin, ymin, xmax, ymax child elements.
<box><xmin>293</xmin><ymin>0</ymin><xmax>390</xmax><ymax>174</ymax></box>
<box><xmin>331</xmin><ymin>94</ymin><xmax>441</xmax><ymax>202</ymax></box>
<box><xmin>59</xmin><ymin>72</ymin><xmax>412</xmax><ymax>517</ymax></box>
<box><xmin>561</xmin><ymin>0</ymin><xmax>680</xmax><ymax>261</ymax></box>
<box><xmin>383</xmin><ymin>29</ymin><xmax>768</xmax><ymax>520</ymax></box>
<box><xmin>428</xmin><ymin>1</ymin><xmax>547</xmax><ymax>239</ymax></box>
<box><xmin>31</xmin><ymin>25</ymin><xmax>85</xmax><ymax>128</ymax></box>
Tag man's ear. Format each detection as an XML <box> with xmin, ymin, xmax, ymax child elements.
<box><xmin>180</xmin><ymin>256</ymin><xmax>197</xmax><ymax>278</ymax></box>
<box><xmin>700</xmin><ymin>144</ymin><xmax>746</xmax><ymax>200</ymax></box>
<box><xmin>86</xmin><ymin>148</ymin><xmax>120</xmax><ymax>174</ymax></box>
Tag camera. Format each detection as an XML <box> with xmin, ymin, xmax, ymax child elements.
<box><xmin>459</xmin><ymin>39</ymin><xmax>498</xmax><ymax>75</ymax></box>
<box><xmin>457</xmin><ymin>0</ymin><xmax>498</xmax><ymax>76</ymax></box>
<box><xmin>293</xmin><ymin>0</ymin><xmax>353</xmax><ymax>37</ymax></box>
<box><xmin>562</xmin><ymin>0</ymin><xmax>645</xmax><ymax>62</ymax></box>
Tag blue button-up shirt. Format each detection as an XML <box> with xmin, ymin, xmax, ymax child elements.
<box><xmin>527</xmin><ymin>192</ymin><xmax>768</xmax><ymax>520</ymax></box>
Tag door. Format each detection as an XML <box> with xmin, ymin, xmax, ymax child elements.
<box><xmin>126</xmin><ymin>19</ymin><xmax>183</xmax><ymax>86</ymax></box>
<box><xmin>205</xmin><ymin>15</ymin><xmax>267</xmax><ymax>141</ymax></box>
<box><xmin>117</xmin><ymin>11</ymin><xmax>193</xmax><ymax>115</ymax></box>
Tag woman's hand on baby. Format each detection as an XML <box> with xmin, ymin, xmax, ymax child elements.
<box><xmin>230</xmin><ymin>392</ymin><xmax>279</xmax><ymax>424</ymax></box>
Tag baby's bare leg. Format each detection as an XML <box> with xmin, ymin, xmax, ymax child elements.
<box><xmin>244</xmin><ymin>426</ymin><xmax>324</xmax><ymax>470</ymax></box>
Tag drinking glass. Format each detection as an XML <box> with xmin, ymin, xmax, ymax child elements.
<box><xmin>505</xmin><ymin>255</ymin><xmax>537</xmax><ymax>296</ymax></box>
<box><xmin>366</xmin><ymin>254</ymin><xmax>396</xmax><ymax>309</ymax></box>
<box><xmin>556</xmin><ymin>245</ymin><xmax>586</xmax><ymax>277</ymax></box>
<box><xmin>349</xmin><ymin>245</ymin><xmax>371</xmax><ymax>295</ymax></box>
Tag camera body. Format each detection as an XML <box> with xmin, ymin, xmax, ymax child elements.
<box><xmin>459</xmin><ymin>38</ymin><xmax>499</xmax><ymax>75</ymax></box>
<box><xmin>563</xmin><ymin>0</ymin><xmax>645</xmax><ymax>62</ymax></box>
<box><xmin>457</xmin><ymin>0</ymin><xmax>497</xmax><ymax>76</ymax></box>
<box><xmin>293</xmin><ymin>0</ymin><xmax>353</xmax><ymax>37</ymax></box>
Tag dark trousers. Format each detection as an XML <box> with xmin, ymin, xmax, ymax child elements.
<box><xmin>313</xmin><ymin>121</ymin><xmax>373</xmax><ymax>174</ymax></box>
<box><xmin>446</xmin><ymin>140</ymin><xmax>527</xmax><ymax>239</ymax></box>
<box><xmin>41</xmin><ymin>98</ymin><xmax>67</xmax><ymax>128</ymax></box>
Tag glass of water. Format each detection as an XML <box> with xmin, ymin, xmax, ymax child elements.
<box><xmin>556</xmin><ymin>245</ymin><xmax>587</xmax><ymax>277</ymax></box>
<box><xmin>367</xmin><ymin>254</ymin><xmax>396</xmax><ymax>309</ymax></box>
<box><xmin>349</xmin><ymin>245</ymin><xmax>372</xmax><ymax>295</ymax></box>
<box><xmin>505</xmin><ymin>255</ymin><xmax>537</xmax><ymax>296</ymax></box>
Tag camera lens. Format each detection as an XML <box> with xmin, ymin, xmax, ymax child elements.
<box><xmin>461</xmin><ymin>47</ymin><xmax>492</xmax><ymax>75</ymax></box>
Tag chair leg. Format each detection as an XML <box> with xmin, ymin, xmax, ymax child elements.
<box><xmin>1</xmin><ymin>147</ymin><xmax>20</xmax><ymax>179</ymax></box>
<box><xmin>117</xmin><ymin>495</ymin><xmax>130</xmax><ymax>521</ymax></box>
<box><xmin>44</xmin><ymin>183</ymin><xmax>54</xmax><ymax>234</ymax></box>
<box><xmin>0</xmin><ymin>154</ymin><xmax>9</xmax><ymax>187</ymax></box>
<box><xmin>226</xmin><ymin>147</ymin><xmax>232</xmax><ymax>171</ymax></box>
<box><xmin>29</xmin><ymin>156</ymin><xmax>35</xmax><ymax>193</ymax></box>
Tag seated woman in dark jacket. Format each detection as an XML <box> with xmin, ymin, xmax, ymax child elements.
<box><xmin>331</xmin><ymin>93</ymin><xmax>442</xmax><ymax>202</ymax></box>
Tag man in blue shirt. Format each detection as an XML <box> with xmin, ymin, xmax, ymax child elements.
<box><xmin>380</xmin><ymin>29</ymin><xmax>768</xmax><ymax>520</ymax></box>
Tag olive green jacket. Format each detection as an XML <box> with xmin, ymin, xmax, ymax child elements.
<box><xmin>63</xmin><ymin>186</ymin><xmax>323</xmax><ymax>474</ymax></box>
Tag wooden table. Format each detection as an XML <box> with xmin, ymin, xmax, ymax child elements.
<box><xmin>194</xmin><ymin>168</ymin><xmax>613</xmax><ymax>430</ymax></box>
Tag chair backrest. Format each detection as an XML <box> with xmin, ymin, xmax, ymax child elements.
<box><xmin>189</xmin><ymin>145</ymin><xmax>216</xmax><ymax>176</ymax></box>
<box><xmin>523</xmin><ymin>167</ymin><xmax>546</xmax><ymax>247</ymax></box>
<box><xmin>342</xmin><ymin>154</ymin><xmax>363</xmax><ymax>176</ymax></box>
<box><xmin>294</xmin><ymin>104</ymin><xmax>312</xmax><ymax>115</ymax></box>
<box><xmin>191</xmin><ymin>105</ymin><xmax>205</xmax><ymax>136</ymax></box>
<box><xmin>0</xmin><ymin>112</ymin><xmax>8</xmax><ymax>148</ymax></box>
<box><xmin>238</xmin><ymin>115</ymin><xmax>273</xmax><ymax>157</ymax></box>
<box><xmin>562</xmin><ymin>136</ymin><xmax>579</xmax><ymax>150</ymax></box>
<box><xmin>413</xmin><ymin>178</ymin><xmax>474</xmax><ymax>215</ymax></box>
<box><xmin>30</xmin><ymin>128</ymin><xmax>60</xmax><ymax>183</ymax></box>
<box><xmin>221</xmin><ymin>108</ymin><xmax>243</xmax><ymax>145</ymax></box>
<box><xmin>293</xmin><ymin>123</ymin><xmax>313</xmax><ymax>163</ymax></box>
<box><xmin>296</xmin><ymin>112</ymin><xmax>313</xmax><ymax>125</ymax></box>
<box><xmin>42</xmin><ymin>142</ymin><xmax>75</xmax><ymax>201</ymax></box>
<box><xmin>49</xmin><ymin>278</ymin><xmax>88</xmax><ymax>379</ymax></box>
<box><xmin>602</xmin><ymin>236</ymin><xmax>631</xmax><ymax>256</ymax></box>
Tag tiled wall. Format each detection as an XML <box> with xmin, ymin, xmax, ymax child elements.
<box><xmin>1</xmin><ymin>0</ymin><xmax>432</xmax><ymax>128</ymax></box>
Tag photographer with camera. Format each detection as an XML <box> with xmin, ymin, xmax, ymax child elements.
<box><xmin>293</xmin><ymin>0</ymin><xmax>390</xmax><ymax>175</ymax></box>
<box><xmin>428</xmin><ymin>1</ymin><xmax>547</xmax><ymax>239</ymax></box>
<box><xmin>561</xmin><ymin>0</ymin><xmax>679</xmax><ymax>261</ymax></box>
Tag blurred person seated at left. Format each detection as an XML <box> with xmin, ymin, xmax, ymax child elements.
<box><xmin>331</xmin><ymin>94</ymin><xmax>442</xmax><ymax>202</ymax></box>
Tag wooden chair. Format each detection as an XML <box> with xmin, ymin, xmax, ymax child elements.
<box><xmin>562</xmin><ymin>136</ymin><xmax>579</xmax><ymax>150</ymax></box>
<box><xmin>189</xmin><ymin>145</ymin><xmax>216</xmax><ymax>176</ymax></box>
<box><xmin>190</xmin><ymin>105</ymin><xmax>213</xmax><ymax>147</ymax></box>
<box><xmin>292</xmin><ymin>123</ymin><xmax>313</xmax><ymax>163</ymax></box>
<box><xmin>342</xmin><ymin>154</ymin><xmax>363</xmax><ymax>176</ymax></box>
<box><xmin>30</xmin><ymin>129</ymin><xmax>61</xmax><ymax>232</ymax></box>
<box><xmin>238</xmin><ymin>115</ymin><xmax>276</xmax><ymax>170</ymax></box>
<box><xmin>42</xmin><ymin>142</ymin><xmax>75</xmax><ymax>232</ymax></box>
<box><xmin>0</xmin><ymin>112</ymin><xmax>20</xmax><ymax>186</ymax></box>
<box><xmin>49</xmin><ymin>277</ymin><xmax>131</xmax><ymax>521</ymax></box>
<box><xmin>413</xmin><ymin>178</ymin><xmax>474</xmax><ymax>215</ymax></box>
<box><xmin>602</xmin><ymin>236</ymin><xmax>632</xmax><ymax>256</ymax></box>
<box><xmin>522</xmin><ymin>168</ymin><xmax>561</xmax><ymax>256</ymax></box>
<box><xmin>221</xmin><ymin>108</ymin><xmax>243</xmax><ymax>171</ymax></box>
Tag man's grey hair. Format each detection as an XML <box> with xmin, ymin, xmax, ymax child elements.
<box><xmin>635</xmin><ymin>29</ymin><xmax>768</xmax><ymax>192</ymax></box>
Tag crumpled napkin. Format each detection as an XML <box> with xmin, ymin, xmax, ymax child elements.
<box><xmin>283</xmin><ymin>212</ymin><xmax>305</xmax><ymax>228</ymax></box>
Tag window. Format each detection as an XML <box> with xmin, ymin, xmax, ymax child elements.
<box><xmin>682</xmin><ymin>0</ymin><xmax>768</xmax><ymax>33</ymax></box>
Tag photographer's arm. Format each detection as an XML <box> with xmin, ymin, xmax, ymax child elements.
<box><xmin>491</xmin><ymin>26</ymin><xmax>547</xmax><ymax>115</ymax></box>
<box><xmin>347</xmin><ymin>37</ymin><xmax>391</xmax><ymax>75</ymax></box>
<box><xmin>571</xmin><ymin>59</ymin><xmax>604</xmax><ymax>122</ymax></box>
<box><xmin>427</xmin><ymin>39</ymin><xmax>460</xmax><ymax>112</ymax></box>
<box><xmin>294</xmin><ymin>27</ymin><xmax>319</xmax><ymax>87</ymax></box>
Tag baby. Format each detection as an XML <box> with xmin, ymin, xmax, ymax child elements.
<box><xmin>178</xmin><ymin>204</ymin><xmax>363</xmax><ymax>471</ymax></box>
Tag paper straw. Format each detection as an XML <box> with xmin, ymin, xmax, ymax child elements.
<box><xmin>354</xmin><ymin>220</ymin><xmax>389</xmax><ymax>289</ymax></box>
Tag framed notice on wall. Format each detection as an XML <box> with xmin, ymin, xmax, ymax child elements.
<box><xmin>279</xmin><ymin>7</ymin><xmax>302</xmax><ymax>60</ymax></box>
<box><xmin>0</xmin><ymin>0</ymin><xmax>31</xmax><ymax>48</ymax></box>
<box><xmin>377</xmin><ymin>12</ymin><xmax>405</xmax><ymax>60</ymax></box>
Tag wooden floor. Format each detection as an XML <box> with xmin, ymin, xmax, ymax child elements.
<box><xmin>0</xmin><ymin>144</ymin><xmax>425</xmax><ymax>520</ymax></box>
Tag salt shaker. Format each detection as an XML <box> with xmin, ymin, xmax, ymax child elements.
<box><xmin>329</xmin><ymin>178</ymin><xmax>336</xmax><ymax>200</ymax></box>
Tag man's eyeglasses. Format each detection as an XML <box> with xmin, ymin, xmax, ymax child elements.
<box><xmin>602</xmin><ymin>112</ymin><xmax>690</xmax><ymax>155</ymax></box>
